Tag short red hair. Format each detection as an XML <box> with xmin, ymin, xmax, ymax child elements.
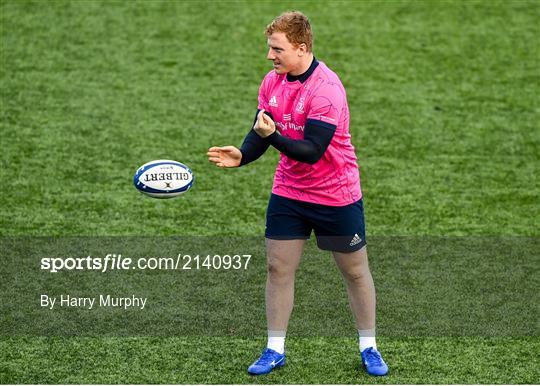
<box><xmin>265</xmin><ymin>11</ymin><xmax>313</xmax><ymax>52</ymax></box>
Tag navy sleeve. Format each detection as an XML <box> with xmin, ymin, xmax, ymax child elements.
<box><xmin>239</xmin><ymin>110</ymin><xmax>273</xmax><ymax>166</ymax></box>
<box><xmin>266</xmin><ymin>119</ymin><xmax>336</xmax><ymax>164</ymax></box>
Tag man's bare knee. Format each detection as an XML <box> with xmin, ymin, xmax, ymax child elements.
<box><xmin>342</xmin><ymin>269</ymin><xmax>369</xmax><ymax>285</ymax></box>
<box><xmin>267</xmin><ymin>258</ymin><xmax>295</xmax><ymax>282</ymax></box>
<box><xmin>265</xmin><ymin>238</ymin><xmax>305</xmax><ymax>281</ymax></box>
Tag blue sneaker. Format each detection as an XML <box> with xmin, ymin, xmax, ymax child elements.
<box><xmin>247</xmin><ymin>348</ymin><xmax>286</xmax><ymax>375</ymax></box>
<box><xmin>361</xmin><ymin>347</ymin><xmax>388</xmax><ymax>376</ymax></box>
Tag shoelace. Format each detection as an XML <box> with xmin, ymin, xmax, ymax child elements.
<box><xmin>257</xmin><ymin>349</ymin><xmax>280</xmax><ymax>365</ymax></box>
<box><xmin>364</xmin><ymin>349</ymin><xmax>384</xmax><ymax>365</ymax></box>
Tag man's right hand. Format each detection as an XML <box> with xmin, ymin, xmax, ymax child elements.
<box><xmin>207</xmin><ymin>146</ymin><xmax>242</xmax><ymax>168</ymax></box>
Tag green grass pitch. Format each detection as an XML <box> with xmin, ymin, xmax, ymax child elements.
<box><xmin>1</xmin><ymin>0</ymin><xmax>539</xmax><ymax>384</ymax></box>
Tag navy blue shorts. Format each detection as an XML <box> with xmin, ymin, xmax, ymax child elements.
<box><xmin>265</xmin><ymin>194</ymin><xmax>367</xmax><ymax>253</ymax></box>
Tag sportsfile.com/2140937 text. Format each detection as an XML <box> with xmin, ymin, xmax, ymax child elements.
<box><xmin>40</xmin><ymin>254</ymin><xmax>252</xmax><ymax>273</ymax></box>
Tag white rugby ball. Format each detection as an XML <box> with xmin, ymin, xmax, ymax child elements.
<box><xmin>133</xmin><ymin>160</ymin><xmax>194</xmax><ymax>198</ymax></box>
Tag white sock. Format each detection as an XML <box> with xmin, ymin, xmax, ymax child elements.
<box><xmin>358</xmin><ymin>329</ymin><xmax>377</xmax><ymax>352</ymax></box>
<box><xmin>267</xmin><ymin>330</ymin><xmax>286</xmax><ymax>354</ymax></box>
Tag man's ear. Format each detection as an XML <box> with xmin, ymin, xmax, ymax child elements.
<box><xmin>297</xmin><ymin>43</ymin><xmax>308</xmax><ymax>56</ymax></box>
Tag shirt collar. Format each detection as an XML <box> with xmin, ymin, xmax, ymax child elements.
<box><xmin>286</xmin><ymin>57</ymin><xmax>319</xmax><ymax>83</ymax></box>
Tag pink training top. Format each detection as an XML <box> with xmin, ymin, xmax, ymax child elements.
<box><xmin>257</xmin><ymin>60</ymin><xmax>362</xmax><ymax>206</ymax></box>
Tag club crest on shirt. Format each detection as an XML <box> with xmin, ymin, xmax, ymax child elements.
<box><xmin>295</xmin><ymin>97</ymin><xmax>305</xmax><ymax>114</ymax></box>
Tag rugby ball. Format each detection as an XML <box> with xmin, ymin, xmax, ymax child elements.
<box><xmin>133</xmin><ymin>160</ymin><xmax>194</xmax><ymax>198</ymax></box>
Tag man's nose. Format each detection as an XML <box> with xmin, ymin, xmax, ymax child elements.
<box><xmin>267</xmin><ymin>49</ymin><xmax>275</xmax><ymax>60</ymax></box>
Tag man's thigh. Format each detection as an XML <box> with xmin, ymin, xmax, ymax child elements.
<box><xmin>265</xmin><ymin>238</ymin><xmax>306</xmax><ymax>274</ymax></box>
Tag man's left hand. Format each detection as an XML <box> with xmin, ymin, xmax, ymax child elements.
<box><xmin>254</xmin><ymin>109</ymin><xmax>276</xmax><ymax>138</ymax></box>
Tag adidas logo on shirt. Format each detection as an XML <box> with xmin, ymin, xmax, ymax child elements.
<box><xmin>349</xmin><ymin>234</ymin><xmax>362</xmax><ymax>246</ymax></box>
<box><xmin>269</xmin><ymin>96</ymin><xmax>278</xmax><ymax>107</ymax></box>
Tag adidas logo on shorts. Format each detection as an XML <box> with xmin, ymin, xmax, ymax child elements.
<box><xmin>349</xmin><ymin>233</ymin><xmax>362</xmax><ymax>246</ymax></box>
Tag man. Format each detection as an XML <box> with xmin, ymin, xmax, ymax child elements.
<box><xmin>207</xmin><ymin>11</ymin><xmax>388</xmax><ymax>376</ymax></box>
